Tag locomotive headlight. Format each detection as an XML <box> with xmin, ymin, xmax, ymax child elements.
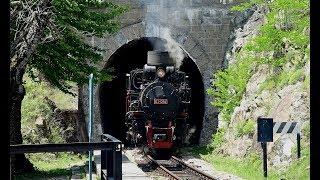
<box><xmin>156</xmin><ymin>68</ymin><xmax>166</xmax><ymax>78</ymax></box>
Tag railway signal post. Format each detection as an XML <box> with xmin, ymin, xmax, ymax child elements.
<box><xmin>257</xmin><ymin>118</ymin><xmax>302</xmax><ymax>178</ymax></box>
<box><xmin>257</xmin><ymin>117</ymin><xmax>273</xmax><ymax>178</ymax></box>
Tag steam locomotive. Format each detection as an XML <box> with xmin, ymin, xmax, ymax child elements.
<box><xmin>125</xmin><ymin>51</ymin><xmax>191</xmax><ymax>155</ymax></box>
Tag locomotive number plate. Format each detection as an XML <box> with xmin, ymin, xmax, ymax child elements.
<box><xmin>154</xmin><ymin>99</ymin><xmax>168</xmax><ymax>104</ymax></box>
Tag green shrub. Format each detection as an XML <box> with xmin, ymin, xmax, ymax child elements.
<box><xmin>259</xmin><ymin>68</ymin><xmax>305</xmax><ymax>92</ymax></box>
<box><xmin>230</xmin><ymin>0</ymin><xmax>265</xmax><ymax>12</ymax></box>
<box><xmin>207</xmin><ymin>54</ymin><xmax>256</xmax><ymax>123</ymax></box>
<box><xmin>303</xmin><ymin>74</ymin><xmax>310</xmax><ymax>91</ymax></box>
<box><xmin>302</xmin><ymin>122</ymin><xmax>310</xmax><ymax>140</ymax></box>
<box><xmin>22</xmin><ymin>78</ymin><xmax>53</xmax><ymax>128</ymax></box>
<box><xmin>210</xmin><ymin>128</ymin><xmax>226</xmax><ymax>150</ymax></box>
<box><xmin>236</xmin><ymin>119</ymin><xmax>255</xmax><ymax>137</ymax></box>
<box><xmin>21</xmin><ymin>74</ymin><xmax>77</xmax><ymax>144</ymax></box>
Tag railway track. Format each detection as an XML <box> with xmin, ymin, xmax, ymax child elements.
<box><xmin>146</xmin><ymin>155</ymin><xmax>216</xmax><ymax>180</ymax></box>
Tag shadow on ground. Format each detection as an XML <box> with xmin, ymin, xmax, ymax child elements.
<box><xmin>14</xmin><ymin>165</ymin><xmax>86</xmax><ymax>180</ymax></box>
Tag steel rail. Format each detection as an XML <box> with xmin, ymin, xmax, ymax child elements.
<box><xmin>146</xmin><ymin>155</ymin><xmax>182</xmax><ymax>180</ymax></box>
<box><xmin>171</xmin><ymin>156</ymin><xmax>216</xmax><ymax>180</ymax></box>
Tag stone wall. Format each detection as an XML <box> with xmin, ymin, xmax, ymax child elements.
<box><xmin>80</xmin><ymin>0</ymin><xmax>242</xmax><ymax>144</ymax></box>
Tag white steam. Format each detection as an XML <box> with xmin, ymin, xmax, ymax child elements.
<box><xmin>159</xmin><ymin>28</ymin><xmax>185</xmax><ymax>68</ymax></box>
<box><xmin>143</xmin><ymin>0</ymin><xmax>185</xmax><ymax>69</ymax></box>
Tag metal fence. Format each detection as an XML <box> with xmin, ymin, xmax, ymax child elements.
<box><xmin>10</xmin><ymin>134</ymin><xmax>122</xmax><ymax>180</ymax></box>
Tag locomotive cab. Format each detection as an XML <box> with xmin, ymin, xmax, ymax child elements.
<box><xmin>125</xmin><ymin>51</ymin><xmax>191</xmax><ymax>154</ymax></box>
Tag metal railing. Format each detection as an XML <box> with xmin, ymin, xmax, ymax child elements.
<box><xmin>101</xmin><ymin>134</ymin><xmax>122</xmax><ymax>180</ymax></box>
<box><xmin>10</xmin><ymin>134</ymin><xmax>122</xmax><ymax>180</ymax></box>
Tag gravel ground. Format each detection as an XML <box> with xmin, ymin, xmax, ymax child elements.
<box><xmin>179</xmin><ymin>155</ymin><xmax>243</xmax><ymax>180</ymax></box>
<box><xmin>123</xmin><ymin>148</ymin><xmax>243</xmax><ymax>180</ymax></box>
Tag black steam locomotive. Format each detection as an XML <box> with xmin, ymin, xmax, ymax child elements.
<box><xmin>125</xmin><ymin>51</ymin><xmax>191</xmax><ymax>153</ymax></box>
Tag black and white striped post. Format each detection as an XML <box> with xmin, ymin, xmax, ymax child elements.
<box><xmin>257</xmin><ymin>118</ymin><xmax>302</xmax><ymax>178</ymax></box>
<box><xmin>273</xmin><ymin>121</ymin><xmax>301</xmax><ymax>158</ymax></box>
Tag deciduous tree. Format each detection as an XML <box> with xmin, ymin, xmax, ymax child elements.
<box><xmin>10</xmin><ymin>0</ymin><xmax>126</xmax><ymax>173</ymax></box>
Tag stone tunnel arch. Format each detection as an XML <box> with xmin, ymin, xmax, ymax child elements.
<box><xmin>98</xmin><ymin>37</ymin><xmax>205</xmax><ymax>145</ymax></box>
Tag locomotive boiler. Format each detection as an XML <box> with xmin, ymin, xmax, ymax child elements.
<box><xmin>125</xmin><ymin>51</ymin><xmax>191</xmax><ymax>153</ymax></box>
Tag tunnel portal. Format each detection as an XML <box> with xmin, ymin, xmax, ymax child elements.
<box><xmin>99</xmin><ymin>37</ymin><xmax>205</xmax><ymax>145</ymax></box>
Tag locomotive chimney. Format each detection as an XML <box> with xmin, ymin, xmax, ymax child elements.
<box><xmin>147</xmin><ymin>51</ymin><xmax>175</xmax><ymax>66</ymax></box>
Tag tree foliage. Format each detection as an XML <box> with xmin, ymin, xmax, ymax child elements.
<box><xmin>27</xmin><ymin>0</ymin><xmax>127</xmax><ymax>94</ymax></box>
<box><xmin>9</xmin><ymin>0</ymin><xmax>127</xmax><ymax>172</ymax></box>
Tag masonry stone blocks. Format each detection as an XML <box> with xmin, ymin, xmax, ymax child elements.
<box><xmin>80</xmin><ymin>0</ymin><xmax>241</xmax><ymax>145</ymax></box>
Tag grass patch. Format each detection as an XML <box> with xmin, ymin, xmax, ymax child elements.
<box><xmin>28</xmin><ymin>152</ymin><xmax>87</xmax><ymax>171</ymax></box>
<box><xmin>15</xmin><ymin>152</ymin><xmax>87</xmax><ymax>180</ymax></box>
<box><xmin>15</xmin><ymin>169</ymin><xmax>72</xmax><ymax>180</ymax></box>
<box><xmin>187</xmin><ymin>146</ymin><xmax>310</xmax><ymax>180</ymax></box>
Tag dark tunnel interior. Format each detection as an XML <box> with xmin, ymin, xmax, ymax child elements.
<box><xmin>99</xmin><ymin>37</ymin><xmax>205</xmax><ymax>145</ymax></box>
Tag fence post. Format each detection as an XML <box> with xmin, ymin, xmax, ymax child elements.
<box><xmin>88</xmin><ymin>73</ymin><xmax>94</xmax><ymax>180</ymax></box>
<box><xmin>10</xmin><ymin>155</ymin><xmax>12</xmax><ymax>180</ymax></box>
<box><xmin>297</xmin><ymin>133</ymin><xmax>301</xmax><ymax>159</ymax></box>
<box><xmin>261</xmin><ymin>142</ymin><xmax>268</xmax><ymax>178</ymax></box>
<box><xmin>114</xmin><ymin>144</ymin><xmax>122</xmax><ymax>180</ymax></box>
<box><xmin>107</xmin><ymin>149</ymin><xmax>114</xmax><ymax>179</ymax></box>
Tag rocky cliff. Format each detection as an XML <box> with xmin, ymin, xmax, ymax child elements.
<box><xmin>209</xmin><ymin>0</ymin><xmax>310</xmax><ymax>169</ymax></box>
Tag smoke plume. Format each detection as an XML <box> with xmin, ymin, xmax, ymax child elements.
<box><xmin>143</xmin><ymin>0</ymin><xmax>185</xmax><ymax>68</ymax></box>
<box><xmin>159</xmin><ymin>28</ymin><xmax>185</xmax><ymax>68</ymax></box>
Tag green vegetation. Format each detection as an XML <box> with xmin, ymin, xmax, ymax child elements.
<box><xmin>28</xmin><ymin>152</ymin><xmax>87</xmax><ymax>172</ymax></box>
<box><xmin>303</xmin><ymin>74</ymin><xmax>310</xmax><ymax>91</ymax></box>
<box><xmin>20</xmin><ymin>76</ymin><xmax>87</xmax><ymax>179</ymax></box>
<box><xmin>21</xmin><ymin>75</ymin><xmax>76</xmax><ymax>144</ymax></box>
<box><xmin>259</xmin><ymin>68</ymin><xmax>305</xmax><ymax>92</ymax></box>
<box><xmin>21</xmin><ymin>77</ymin><xmax>53</xmax><ymax>129</ymax></box>
<box><xmin>204</xmin><ymin>0</ymin><xmax>310</xmax><ymax>179</ymax></box>
<box><xmin>208</xmin><ymin>0</ymin><xmax>309</xmax><ymax>123</ymax></box>
<box><xmin>209</xmin><ymin>128</ymin><xmax>226</xmax><ymax>150</ymax></box>
<box><xmin>10</xmin><ymin>0</ymin><xmax>127</xmax><ymax>173</ymax></box>
<box><xmin>28</xmin><ymin>0</ymin><xmax>128</xmax><ymax>95</ymax></box>
<box><xmin>207</xmin><ymin>54</ymin><xmax>256</xmax><ymax>123</ymax></box>
<box><xmin>204</xmin><ymin>148</ymin><xmax>309</xmax><ymax>180</ymax></box>
<box><xmin>235</xmin><ymin>119</ymin><xmax>255</xmax><ymax>137</ymax></box>
<box><xmin>302</xmin><ymin>122</ymin><xmax>310</xmax><ymax>140</ymax></box>
<box><xmin>230</xmin><ymin>0</ymin><xmax>265</xmax><ymax>12</ymax></box>
<box><xmin>184</xmin><ymin>146</ymin><xmax>309</xmax><ymax>180</ymax></box>
<box><xmin>15</xmin><ymin>152</ymin><xmax>87</xmax><ymax>180</ymax></box>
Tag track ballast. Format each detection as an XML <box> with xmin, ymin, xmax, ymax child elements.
<box><xmin>144</xmin><ymin>155</ymin><xmax>216</xmax><ymax>180</ymax></box>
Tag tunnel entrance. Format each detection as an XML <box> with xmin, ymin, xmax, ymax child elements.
<box><xmin>99</xmin><ymin>37</ymin><xmax>205</xmax><ymax>145</ymax></box>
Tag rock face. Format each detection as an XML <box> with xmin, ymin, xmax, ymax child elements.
<box><xmin>224</xmin><ymin>5</ymin><xmax>267</xmax><ymax>66</ymax></box>
<box><xmin>51</xmin><ymin>109</ymin><xmax>81</xmax><ymax>143</ymax></box>
<box><xmin>24</xmin><ymin>96</ymin><xmax>87</xmax><ymax>144</ymax></box>
<box><xmin>222</xmin><ymin>80</ymin><xmax>310</xmax><ymax>162</ymax></box>
<box><xmin>215</xmin><ymin>4</ymin><xmax>310</xmax><ymax>168</ymax></box>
